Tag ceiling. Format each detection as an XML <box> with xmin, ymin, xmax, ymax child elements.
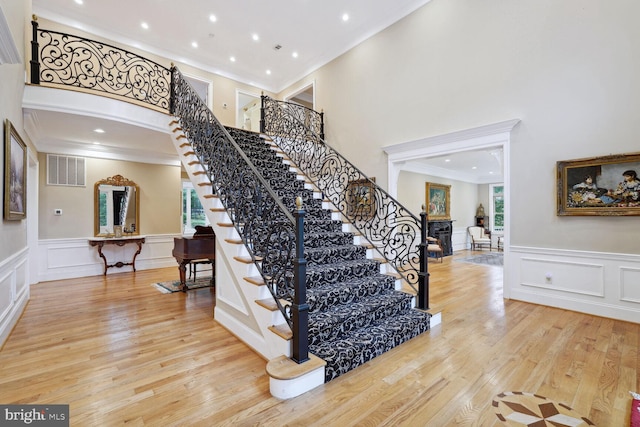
<box><xmin>25</xmin><ymin>0</ymin><xmax>502</xmax><ymax>183</ymax></box>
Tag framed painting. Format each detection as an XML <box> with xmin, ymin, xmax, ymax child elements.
<box><xmin>4</xmin><ymin>119</ymin><xmax>27</xmax><ymax>220</ymax></box>
<box><xmin>346</xmin><ymin>177</ymin><xmax>376</xmax><ymax>219</ymax></box>
<box><xmin>425</xmin><ymin>182</ymin><xmax>450</xmax><ymax>220</ymax></box>
<box><xmin>557</xmin><ymin>152</ymin><xmax>640</xmax><ymax>216</ymax></box>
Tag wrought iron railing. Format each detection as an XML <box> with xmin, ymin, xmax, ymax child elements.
<box><xmin>171</xmin><ymin>68</ymin><xmax>309</xmax><ymax>362</ymax></box>
<box><xmin>260</xmin><ymin>97</ymin><xmax>324</xmax><ymax>140</ymax></box>
<box><xmin>261</xmin><ymin>95</ymin><xmax>429</xmax><ymax>309</ymax></box>
<box><xmin>30</xmin><ymin>18</ymin><xmax>171</xmax><ymax>112</ymax></box>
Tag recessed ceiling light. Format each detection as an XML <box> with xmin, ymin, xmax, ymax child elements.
<box><xmin>342</xmin><ymin>13</ymin><xmax>350</xmax><ymax>22</ymax></box>
<box><xmin>141</xmin><ymin>22</ymin><xmax>149</xmax><ymax>30</ymax></box>
<box><xmin>191</xmin><ymin>41</ymin><xmax>198</xmax><ymax>48</ymax></box>
<box><xmin>94</xmin><ymin>128</ymin><xmax>105</xmax><ymax>133</ymax></box>
<box><xmin>74</xmin><ymin>0</ymin><xmax>83</xmax><ymax>4</ymax></box>
<box><xmin>209</xmin><ymin>14</ymin><xmax>217</xmax><ymax>23</ymax></box>
<box><xmin>252</xmin><ymin>33</ymin><xmax>260</xmax><ymax>42</ymax></box>
<box><xmin>266</xmin><ymin>69</ymin><xmax>271</xmax><ymax>75</ymax></box>
<box><xmin>444</xmin><ymin>159</ymin><xmax>451</xmax><ymax>162</ymax></box>
<box><xmin>292</xmin><ymin>51</ymin><xmax>299</xmax><ymax>58</ymax></box>
<box><xmin>92</xmin><ymin>141</ymin><xmax>101</xmax><ymax>145</ymax></box>
<box><xmin>230</xmin><ymin>56</ymin><xmax>236</xmax><ymax>62</ymax></box>
<box><xmin>472</xmin><ymin>166</ymin><xmax>477</xmax><ymax>170</ymax></box>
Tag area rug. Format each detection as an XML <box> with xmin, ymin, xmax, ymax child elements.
<box><xmin>456</xmin><ymin>252</ymin><xmax>503</xmax><ymax>266</ymax></box>
<box><xmin>152</xmin><ymin>276</ymin><xmax>214</xmax><ymax>293</ymax></box>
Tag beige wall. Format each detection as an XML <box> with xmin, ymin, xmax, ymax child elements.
<box><xmin>281</xmin><ymin>0</ymin><xmax>640</xmax><ymax>254</ymax></box>
<box><xmin>0</xmin><ymin>0</ymin><xmax>30</xmax><ymax>263</ymax></box>
<box><xmin>38</xmin><ymin>155</ymin><xmax>181</xmax><ymax>239</ymax></box>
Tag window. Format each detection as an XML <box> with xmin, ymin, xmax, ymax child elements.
<box><xmin>490</xmin><ymin>184</ymin><xmax>504</xmax><ymax>233</ymax></box>
<box><xmin>182</xmin><ymin>181</ymin><xmax>209</xmax><ymax>234</ymax></box>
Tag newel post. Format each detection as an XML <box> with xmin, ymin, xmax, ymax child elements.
<box><xmin>30</xmin><ymin>16</ymin><xmax>40</xmax><ymax>85</ymax></box>
<box><xmin>259</xmin><ymin>92</ymin><xmax>266</xmax><ymax>134</ymax></box>
<box><xmin>417</xmin><ymin>205</ymin><xmax>430</xmax><ymax>310</ymax></box>
<box><xmin>291</xmin><ymin>196</ymin><xmax>309</xmax><ymax>363</ymax></box>
<box><xmin>319</xmin><ymin>109</ymin><xmax>325</xmax><ymax>140</ymax></box>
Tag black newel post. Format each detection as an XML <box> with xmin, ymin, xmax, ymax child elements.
<box><xmin>291</xmin><ymin>196</ymin><xmax>309</xmax><ymax>364</ymax></box>
<box><xmin>319</xmin><ymin>110</ymin><xmax>325</xmax><ymax>140</ymax></box>
<box><xmin>169</xmin><ymin>65</ymin><xmax>175</xmax><ymax>115</ymax></box>
<box><xmin>417</xmin><ymin>206</ymin><xmax>430</xmax><ymax>310</ymax></box>
<box><xmin>259</xmin><ymin>93</ymin><xmax>266</xmax><ymax>134</ymax></box>
<box><xmin>30</xmin><ymin>17</ymin><xmax>40</xmax><ymax>85</ymax></box>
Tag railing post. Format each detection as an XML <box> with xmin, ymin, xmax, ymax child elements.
<box><xmin>260</xmin><ymin>92</ymin><xmax>266</xmax><ymax>134</ymax></box>
<box><xmin>417</xmin><ymin>206</ymin><xmax>430</xmax><ymax>310</ymax></box>
<box><xmin>319</xmin><ymin>109</ymin><xmax>325</xmax><ymax>140</ymax></box>
<box><xmin>30</xmin><ymin>16</ymin><xmax>40</xmax><ymax>85</ymax></box>
<box><xmin>291</xmin><ymin>196</ymin><xmax>309</xmax><ymax>364</ymax></box>
<box><xmin>169</xmin><ymin>64</ymin><xmax>175</xmax><ymax>115</ymax></box>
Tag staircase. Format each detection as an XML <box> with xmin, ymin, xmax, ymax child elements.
<box><xmin>225</xmin><ymin>127</ymin><xmax>432</xmax><ymax>382</ymax></box>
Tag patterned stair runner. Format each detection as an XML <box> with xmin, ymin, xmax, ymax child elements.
<box><xmin>226</xmin><ymin>127</ymin><xmax>432</xmax><ymax>382</ymax></box>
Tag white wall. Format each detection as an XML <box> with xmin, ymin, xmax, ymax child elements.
<box><xmin>280</xmin><ymin>0</ymin><xmax>640</xmax><ymax>322</ymax></box>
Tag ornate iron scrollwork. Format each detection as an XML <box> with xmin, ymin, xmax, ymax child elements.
<box><xmin>261</xmin><ymin>95</ymin><xmax>423</xmax><ymax>292</ymax></box>
<box><xmin>35</xmin><ymin>25</ymin><xmax>171</xmax><ymax>111</ymax></box>
<box><xmin>171</xmin><ymin>68</ymin><xmax>300</xmax><ymax>328</ymax></box>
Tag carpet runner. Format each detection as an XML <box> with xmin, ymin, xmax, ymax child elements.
<box><xmin>226</xmin><ymin>128</ymin><xmax>432</xmax><ymax>382</ymax></box>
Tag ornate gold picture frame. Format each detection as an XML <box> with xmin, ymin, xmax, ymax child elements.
<box><xmin>557</xmin><ymin>152</ymin><xmax>640</xmax><ymax>216</ymax></box>
<box><xmin>425</xmin><ymin>182</ymin><xmax>450</xmax><ymax>221</ymax></box>
<box><xmin>4</xmin><ymin>119</ymin><xmax>27</xmax><ymax>220</ymax></box>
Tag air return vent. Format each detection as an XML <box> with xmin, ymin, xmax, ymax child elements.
<box><xmin>47</xmin><ymin>154</ymin><xmax>86</xmax><ymax>186</ymax></box>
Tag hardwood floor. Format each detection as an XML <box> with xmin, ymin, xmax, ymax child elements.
<box><xmin>0</xmin><ymin>251</ymin><xmax>637</xmax><ymax>426</ymax></box>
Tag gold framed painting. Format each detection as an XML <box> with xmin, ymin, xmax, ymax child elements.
<box><xmin>425</xmin><ymin>182</ymin><xmax>450</xmax><ymax>220</ymax></box>
<box><xmin>557</xmin><ymin>152</ymin><xmax>640</xmax><ymax>216</ymax></box>
<box><xmin>346</xmin><ymin>177</ymin><xmax>376</xmax><ymax>219</ymax></box>
<box><xmin>4</xmin><ymin>119</ymin><xmax>27</xmax><ymax>220</ymax></box>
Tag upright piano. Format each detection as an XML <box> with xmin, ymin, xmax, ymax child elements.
<box><xmin>172</xmin><ymin>226</ymin><xmax>216</xmax><ymax>292</ymax></box>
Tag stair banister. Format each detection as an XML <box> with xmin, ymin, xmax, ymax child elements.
<box><xmin>260</xmin><ymin>95</ymin><xmax>429</xmax><ymax>309</ymax></box>
<box><xmin>170</xmin><ymin>67</ymin><xmax>310</xmax><ymax>362</ymax></box>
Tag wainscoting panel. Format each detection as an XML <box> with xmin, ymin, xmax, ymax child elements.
<box><xmin>620</xmin><ymin>266</ymin><xmax>640</xmax><ymax>303</ymax></box>
<box><xmin>508</xmin><ymin>247</ymin><xmax>640</xmax><ymax>323</ymax></box>
<box><xmin>37</xmin><ymin>235</ymin><xmax>179</xmax><ymax>282</ymax></box>
<box><xmin>520</xmin><ymin>257</ymin><xmax>604</xmax><ymax>297</ymax></box>
<box><xmin>0</xmin><ymin>248</ymin><xmax>30</xmax><ymax>348</ymax></box>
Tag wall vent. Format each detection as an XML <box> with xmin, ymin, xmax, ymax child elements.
<box><xmin>47</xmin><ymin>154</ymin><xmax>86</xmax><ymax>186</ymax></box>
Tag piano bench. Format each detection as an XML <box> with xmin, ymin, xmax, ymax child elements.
<box><xmin>189</xmin><ymin>259</ymin><xmax>214</xmax><ymax>282</ymax></box>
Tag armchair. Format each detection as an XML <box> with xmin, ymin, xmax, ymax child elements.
<box><xmin>467</xmin><ymin>226</ymin><xmax>491</xmax><ymax>251</ymax></box>
<box><xmin>426</xmin><ymin>236</ymin><xmax>443</xmax><ymax>262</ymax></box>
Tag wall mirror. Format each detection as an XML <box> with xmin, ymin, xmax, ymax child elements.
<box><xmin>94</xmin><ymin>174</ymin><xmax>140</xmax><ymax>237</ymax></box>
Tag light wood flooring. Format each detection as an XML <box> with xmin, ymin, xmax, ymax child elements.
<box><xmin>0</xmin><ymin>251</ymin><xmax>637</xmax><ymax>426</ymax></box>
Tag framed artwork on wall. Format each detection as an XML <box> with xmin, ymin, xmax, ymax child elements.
<box><xmin>425</xmin><ymin>182</ymin><xmax>450</xmax><ymax>220</ymax></box>
<box><xmin>346</xmin><ymin>177</ymin><xmax>376</xmax><ymax>220</ymax></box>
<box><xmin>4</xmin><ymin>119</ymin><xmax>27</xmax><ymax>220</ymax></box>
<box><xmin>557</xmin><ymin>152</ymin><xmax>640</xmax><ymax>216</ymax></box>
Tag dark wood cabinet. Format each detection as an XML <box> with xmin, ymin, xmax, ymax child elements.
<box><xmin>428</xmin><ymin>220</ymin><xmax>453</xmax><ymax>256</ymax></box>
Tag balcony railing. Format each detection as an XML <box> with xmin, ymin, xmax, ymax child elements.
<box><xmin>30</xmin><ymin>18</ymin><xmax>171</xmax><ymax>112</ymax></box>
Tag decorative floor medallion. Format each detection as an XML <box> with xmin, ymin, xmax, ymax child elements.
<box><xmin>493</xmin><ymin>392</ymin><xmax>594</xmax><ymax>426</ymax></box>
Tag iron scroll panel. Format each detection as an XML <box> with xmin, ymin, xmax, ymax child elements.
<box><xmin>262</xmin><ymin>96</ymin><xmax>422</xmax><ymax>290</ymax></box>
<box><xmin>35</xmin><ymin>26</ymin><xmax>171</xmax><ymax>111</ymax></box>
<box><xmin>171</xmin><ymin>69</ymin><xmax>299</xmax><ymax>328</ymax></box>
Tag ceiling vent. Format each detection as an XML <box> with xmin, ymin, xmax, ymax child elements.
<box><xmin>274</xmin><ymin>44</ymin><xmax>282</xmax><ymax>51</ymax></box>
<box><xmin>47</xmin><ymin>154</ymin><xmax>86</xmax><ymax>186</ymax></box>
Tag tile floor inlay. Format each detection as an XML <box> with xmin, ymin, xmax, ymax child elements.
<box><xmin>493</xmin><ymin>391</ymin><xmax>594</xmax><ymax>426</ymax></box>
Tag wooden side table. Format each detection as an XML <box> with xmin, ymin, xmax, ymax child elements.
<box><xmin>89</xmin><ymin>236</ymin><xmax>146</xmax><ymax>275</ymax></box>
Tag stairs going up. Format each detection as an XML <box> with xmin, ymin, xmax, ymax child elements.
<box><xmin>226</xmin><ymin>128</ymin><xmax>432</xmax><ymax>382</ymax></box>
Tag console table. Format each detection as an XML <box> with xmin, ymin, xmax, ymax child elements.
<box><xmin>88</xmin><ymin>236</ymin><xmax>146</xmax><ymax>275</ymax></box>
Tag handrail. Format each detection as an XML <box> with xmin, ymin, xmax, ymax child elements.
<box><xmin>260</xmin><ymin>98</ymin><xmax>324</xmax><ymax>140</ymax></box>
<box><xmin>31</xmin><ymin>18</ymin><xmax>171</xmax><ymax>112</ymax></box>
<box><xmin>260</xmin><ymin>95</ymin><xmax>429</xmax><ymax>308</ymax></box>
<box><xmin>171</xmin><ymin>68</ymin><xmax>309</xmax><ymax>361</ymax></box>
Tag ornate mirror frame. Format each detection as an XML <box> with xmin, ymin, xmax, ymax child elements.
<box><xmin>94</xmin><ymin>174</ymin><xmax>140</xmax><ymax>237</ymax></box>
